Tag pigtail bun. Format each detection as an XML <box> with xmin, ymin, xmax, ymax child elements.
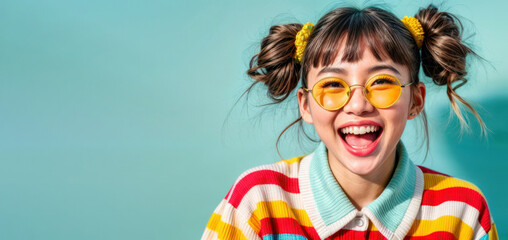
<box><xmin>416</xmin><ymin>5</ymin><xmax>485</xmax><ymax>133</ymax></box>
<box><xmin>247</xmin><ymin>24</ymin><xmax>303</xmax><ymax>104</ymax></box>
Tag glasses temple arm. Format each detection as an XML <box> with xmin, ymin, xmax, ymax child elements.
<box><xmin>401</xmin><ymin>81</ymin><xmax>415</xmax><ymax>88</ymax></box>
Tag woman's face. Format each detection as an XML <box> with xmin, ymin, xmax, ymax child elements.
<box><xmin>297</xmin><ymin>47</ymin><xmax>425</xmax><ymax>177</ymax></box>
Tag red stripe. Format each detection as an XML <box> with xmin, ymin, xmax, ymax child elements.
<box><xmin>418</xmin><ymin>166</ymin><xmax>450</xmax><ymax>176</ymax></box>
<box><xmin>421</xmin><ymin>187</ymin><xmax>483</xmax><ymax>208</ymax></box>
<box><xmin>365</xmin><ymin>231</ymin><xmax>387</xmax><ymax>240</ymax></box>
<box><xmin>226</xmin><ymin>170</ymin><xmax>299</xmax><ymax>208</ymax></box>
<box><xmin>327</xmin><ymin>229</ymin><xmax>386</xmax><ymax>240</ymax></box>
<box><xmin>404</xmin><ymin>231</ymin><xmax>455</xmax><ymax>240</ymax></box>
<box><xmin>259</xmin><ymin>217</ymin><xmax>320</xmax><ymax>239</ymax></box>
<box><xmin>421</xmin><ymin>187</ymin><xmax>491</xmax><ymax>233</ymax></box>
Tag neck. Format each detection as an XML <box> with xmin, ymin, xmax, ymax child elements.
<box><xmin>329</xmin><ymin>149</ymin><xmax>397</xmax><ymax>210</ymax></box>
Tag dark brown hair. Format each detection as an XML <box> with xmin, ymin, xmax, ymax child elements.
<box><xmin>245</xmin><ymin>4</ymin><xmax>485</xmax><ymax>158</ymax></box>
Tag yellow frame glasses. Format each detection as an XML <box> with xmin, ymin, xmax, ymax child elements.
<box><xmin>303</xmin><ymin>74</ymin><xmax>414</xmax><ymax>111</ymax></box>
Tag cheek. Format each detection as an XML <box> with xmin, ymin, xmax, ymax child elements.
<box><xmin>309</xmin><ymin>101</ymin><xmax>337</xmax><ymax>127</ymax></box>
<box><xmin>390</xmin><ymin>107</ymin><xmax>409</xmax><ymax>125</ymax></box>
<box><xmin>387</xmin><ymin>93</ymin><xmax>411</xmax><ymax>128</ymax></box>
<box><xmin>394</xmin><ymin>89</ymin><xmax>412</xmax><ymax>113</ymax></box>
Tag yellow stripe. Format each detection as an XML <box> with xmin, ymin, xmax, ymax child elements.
<box><xmin>423</xmin><ymin>173</ymin><xmax>483</xmax><ymax>195</ymax></box>
<box><xmin>249</xmin><ymin>200</ymin><xmax>313</xmax><ymax>227</ymax></box>
<box><xmin>247</xmin><ymin>212</ymin><xmax>261</xmax><ymax>234</ymax></box>
<box><xmin>368</xmin><ymin>221</ymin><xmax>378</xmax><ymax>231</ymax></box>
<box><xmin>489</xmin><ymin>223</ymin><xmax>499</xmax><ymax>240</ymax></box>
<box><xmin>407</xmin><ymin>215</ymin><xmax>473</xmax><ymax>239</ymax></box>
<box><xmin>276</xmin><ymin>156</ymin><xmax>304</xmax><ymax>165</ymax></box>
<box><xmin>206</xmin><ymin>213</ymin><xmax>249</xmax><ymax>240</ymax></box>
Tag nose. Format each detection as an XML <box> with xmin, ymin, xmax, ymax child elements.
<box><xmin>342</xmin><ymin>85</ymin><xmax>375</xmax><ymax>115</ymax></box>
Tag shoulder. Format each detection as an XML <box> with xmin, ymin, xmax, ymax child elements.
<box><xmin>224</xmin><ymin>155</ymin><xmax>305</xmax><ymax>205</ymax></box>
<box><xmin>202</xmin><ymin>156</ymin><xmax>307</xmax><ymax>239</ymax></box>
<box><xmin>417</xmin><ymin>166</ymin><xmax>495</xmax><ymax>238</ymax></box>
<box><xmin>418</xmin><ymin>165</ymin><xmax>484</xmax><ymax>197</ymax></box>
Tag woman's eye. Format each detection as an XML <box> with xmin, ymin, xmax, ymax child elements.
<box><xmin>322</xmin><ymin>81</ymin><xmax>344</xmax><ymax>88</ymax></box>
<box><xmin>372</xmin><ymin>78</ymin><xmax>395</xmax><ymax>85</ymax></box>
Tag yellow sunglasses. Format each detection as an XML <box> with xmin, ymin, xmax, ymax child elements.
<box><xmin>303</xmin><ymin>74</ymin><xmax>414</xmax><ymax>110</ymax></box>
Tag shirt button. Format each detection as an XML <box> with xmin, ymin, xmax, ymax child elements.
<box><xmin>355</xmin><ymin>218</ymin><xmax>364</xmax><ymax>227</ymax></box>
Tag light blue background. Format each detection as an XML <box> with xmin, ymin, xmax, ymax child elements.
<box><xmin>0</xmin><ymin>0</ymin><xmax>506</xmax><ymax>239</ymax></box>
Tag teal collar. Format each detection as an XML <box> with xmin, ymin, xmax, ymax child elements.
<box><xmin>298</xmin><ymin>141</ymin><xmax>424</xmax><ymax>239</ymax></box>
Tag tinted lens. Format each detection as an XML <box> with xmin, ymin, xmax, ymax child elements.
<box><xmin>312</xmin><ymin>78</ymin><xmax>350</xmax><ymax>110</ymax></box>
<box><xmin>365</xmin><ymin>74</ymin><xmax>402</xmax><ymax>108</ymax></box>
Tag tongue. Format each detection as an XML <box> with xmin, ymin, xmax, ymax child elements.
<box><xmin>344</xmin><ymin>132</ymin><xmax>378</xmax><ymax>147</ymax></box>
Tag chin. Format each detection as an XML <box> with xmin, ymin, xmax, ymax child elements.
<box><xmin>344</xmin><ymin>158</ymin><xmax>383</xmax><ymax>176</ymax></box>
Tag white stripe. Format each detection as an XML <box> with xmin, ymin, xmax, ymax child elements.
<box><xmin>299</xmin><ymin>153</ymin><xmax>330</xmax><ymax>238</ymax></box>
<box><xmin>417</xmin><ymin>201</ymin><xmax>487</xmax><ymax>239</ymax></box>
<box><xmin>236</xmin><ymin>184</ymin><xmax>305</xmax><ymax>217</ymax></box>
<box><xmin>392</xmin><ymin>165</ymin><xmax>424</xmax><ymax>240</ymax></box>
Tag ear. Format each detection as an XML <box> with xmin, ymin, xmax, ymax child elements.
<box><xmin>408</xmin><ymin>82</ymin><xmax>426</xmax><ymax>120</ymax></box>
<box><xmin>297</xmin><ymin>88</ymin><xmax>314</xmax><ymax>124</ymax></box>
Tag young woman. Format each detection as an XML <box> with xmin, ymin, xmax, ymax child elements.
<box><xmin>202</xmin><ymin>4</ymin><xmax>498</xmax><ymax>240</ymax></box>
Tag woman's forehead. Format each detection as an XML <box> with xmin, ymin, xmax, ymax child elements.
<box><xmin>310</xmin><ymin>47</ymin><xmax>406</xmax><ymax>77</ymax></box>
<box><xmin>309</xmin><ymin>31</ymin><xmax>388</xmax><ymax>65</ymax></box>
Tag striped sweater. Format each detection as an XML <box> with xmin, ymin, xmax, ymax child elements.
<box><xmin>202</xmin><ymin>142</ymin><xmax>498</xmax><ymax>240</ymax></box>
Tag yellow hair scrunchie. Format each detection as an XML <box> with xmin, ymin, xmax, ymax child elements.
<box><xmin>294</xmin><ymin>22</ymin><xmax>314</xmax><ymax>63</ymax></box>
<box><xmin>401</xmin><ymin>16</ymin><xmax>424</xmax><ymax>49</ymax></box>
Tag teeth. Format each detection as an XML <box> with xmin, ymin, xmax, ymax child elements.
<box><xmin>340</xmin><ymin>125</ymin><xmax>380</xmax><ymax>135</ymax></box>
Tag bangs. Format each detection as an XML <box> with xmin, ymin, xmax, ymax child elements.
<box><xmin>302</xmin><ymin>7</ymin><xmax>418</xmax><ymax>83</ymax></box>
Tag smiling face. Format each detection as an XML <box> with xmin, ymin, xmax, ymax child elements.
<box><xmin>297</xmin><ymin>46</ymin><xmax>425</xmax><ymax>178</ymax></box>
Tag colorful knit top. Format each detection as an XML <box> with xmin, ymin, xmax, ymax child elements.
<box><xmin>202</xmin><ymin>142</ymin><xmax>498</xmax><ymax>240</ymax></box>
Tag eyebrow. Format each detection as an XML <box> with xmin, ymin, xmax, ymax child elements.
<box><xmin>317</xmin><ymin>64</ymin><xmax>401</xmax><ymax>76</ymax></box>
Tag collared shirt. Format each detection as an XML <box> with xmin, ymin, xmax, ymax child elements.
<box><xmin>202</xmin><ymin>141</ymin><xmax>498</xmax><ymax>240</ymax></box>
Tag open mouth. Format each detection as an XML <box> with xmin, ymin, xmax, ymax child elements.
<box><xmin>338</xmin><ymin>125</ymin><xmax>383</xmax><ymax>150</ymax></box>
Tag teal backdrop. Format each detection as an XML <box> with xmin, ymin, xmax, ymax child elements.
<box><xmin>0</xmin><ymin>0</ymin><xmax>506</xmax><ymax>239</ymax></box>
